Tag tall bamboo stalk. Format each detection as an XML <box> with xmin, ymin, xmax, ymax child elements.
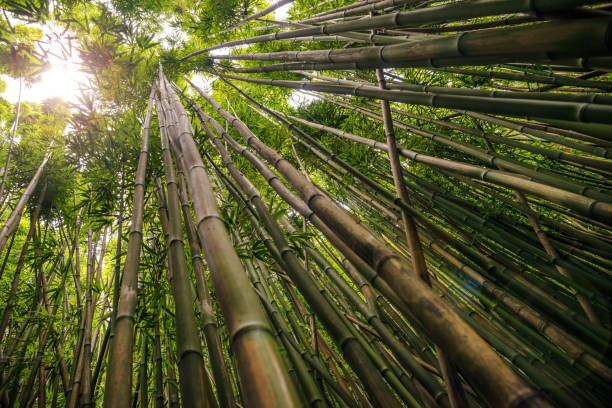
<box><xmin>0</xmin><ymin>146</ymin><xmax>53</xmax><ymax>257</ymax></box>
<box><xmin>155</xmin><ymin>94</ymin><xmax>218</xmax><ymax>408</ymax></box>
<box><xmin>175</xmin><ymin>163</ymin><xmax>236</xmax><ymax>408</ymax></box>
<box><xmin>104</xmin><ymin>86</ymin><xmax>155</xmax><ymax>408</ymax></box>
<box><xmin>374</xmin><ymin>66</ymin><xmax>468</xmax><ymax>408</ymax></box>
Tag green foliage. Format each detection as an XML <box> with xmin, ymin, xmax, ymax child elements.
<box><xmin>0</xmin><ymin>2</ymin><xmax>611</xmax><ymax>407</ymax></box>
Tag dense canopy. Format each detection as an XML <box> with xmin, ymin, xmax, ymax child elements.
<box><xmin>0</xmin><ymin>1</ymin><xmax>611</xmax><ymax>407</ymax></box>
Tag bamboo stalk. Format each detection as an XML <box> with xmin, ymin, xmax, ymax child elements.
<box><xmin>215</xmin><ymin>72</ymin><xmax>612</xmax><ymax>126</ymax></box>
<box><xmin>104</xmin><ymin>86</ymin><xmax>155</xmax><ymax>408</ymax></box>
<box><xmin>175</xmin><ymin>164</ymin><xmax>236</xmax><ymax>408</ymax></box>
<box><xmin>0</xmin><ymin>146</ymin><xmax>52</xmax><ymax>258</ymax></box>
<box><xmin>375</xmin><ymin>66</ymin><xmax>468</xmax><ymax>408</ymax></box>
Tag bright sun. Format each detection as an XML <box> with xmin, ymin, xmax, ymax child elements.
<box><xmin>1</xmin><ymin>23</ymin><xmax>88</xmax><ymax>105</ymax></box>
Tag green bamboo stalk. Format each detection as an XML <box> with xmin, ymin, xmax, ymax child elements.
<box><xmin>0</xmin><ymin>146</ymin><xmax>52</xmax><ymax>258</ymax></box>
<box><xmin>175</xmin><ymin>161</ymin><xmax>236</xmax><ymax>408</ymax></box>
<box><xmin>215</xmin><ymin>72</ymin><xmax>612</xmax><ymax>126</ymax></box>
<box><xmin>104</xmin><ymin>86</ymin><xmax>155</xmax><ymax>408</ymax></box>
<box><xmin>156</xmin><ymin>92</ymin><xmax>218</xmax><ymax>408</ymax></box>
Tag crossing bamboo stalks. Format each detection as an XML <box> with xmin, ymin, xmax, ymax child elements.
<box><xmin>219</xmin><ymin>80</ymin><xmax>611</xmax><ymax>326</ymax></box>
<box><xmin>314</xmin><ymin>140</ymin><xmax>612</xmax><ymax>383</ymax></box>
<box><xmin>358</xmin><ymin>100</ymin><xmax>612</xmax><ymax>171</ymax></box>
<box><xmin>103</xmin><ymin>86</ymin><xmax>154</xmax><ymax>408</ymax></box>
<box><xmin>296</xmin><ymin>70</ymin><xmax>612</xmax><ymax>127</ymax></box>
<box><xmin>182</xmin><ymin>82</ymin><xmax>409</xmax><ymax>327</ymax></box>
<box><xmin>209</xmin><ymin>18</ymin><xmax>612</xmax><ymax>72</ymax></box>
<box><xmin>212</xmin><ymin>75</ymin><xmax>611</xmax><ymax>333</ymax></box>
<box><xmin>185</xmin><ymin>0</ymin><xmax>603</xmax><ymax>55</ymax></box>
<box><xmin>298</xmin><ymin>71</ymin><xmax>612</xmax><ymax>151</ymax></box>
<box><xmin>199</xmin><ymin>99</ymin><xmax>421</xmax><ymax>406</ymax></box>
<box><xmin>214</xmin><ymin>72</ymin><xmax>612</xmax><ymax>126</ymax></box>
<box><xmin>187</xmin><ymin>79</ymin><xmax>551</xmax><ymax>408</ymax></box>
<box><xmin>157</xmin><ymin>70</ymin><xmax>302</xmax><ymax>407</ymax></box>
<box><xmin>320</xmin><ymin>163</ymin><xmax>612</xmax><ymax>404</ymax></box>
<box><xmin>278</xmin><ymin>110</ymin><xmax>612</xmax><ymax>224</ymax></box>
<box><xmin>284</xmin><ymin>98</ymin><xmax>612</xmax><ymax>200</ymax></box>
<box><xmin>374</xmin><ymin>66</ymin><xmax>469</xmax><ymax>408</ymax></box>
<box><xmin>218</xmin><ymin>0</ymin><xmax>296</xmax><ymax>35</ymax></box>
<box><xmin>200</xmin><ymin>108</ymin><xmax>409</xmax><ymax>408</ymax></box>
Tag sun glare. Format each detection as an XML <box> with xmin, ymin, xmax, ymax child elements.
<box><xmin>1</xmin><ymin>23</ymin><xmax>88</xmax><ymax>105</ymax></box>
<box><xmin>1</xmin><ymin>3</ymin><xmax>294</xmax><ymax>106</ymax></box>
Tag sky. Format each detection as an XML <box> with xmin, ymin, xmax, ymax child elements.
<box><xmin>1</xmin><ymin>3</ymin><xmax>296</xmax><ymax>105</ymax></box>
<box><xmin>1</xmin><ymin>21</ymin><xmax>88</xmax><ymax>105</ymax></box>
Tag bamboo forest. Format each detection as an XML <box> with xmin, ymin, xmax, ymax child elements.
<box><xmin>2</xmin><ymin>0</ymin><xmax>612</xmax><ymax>407</ymax></box>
